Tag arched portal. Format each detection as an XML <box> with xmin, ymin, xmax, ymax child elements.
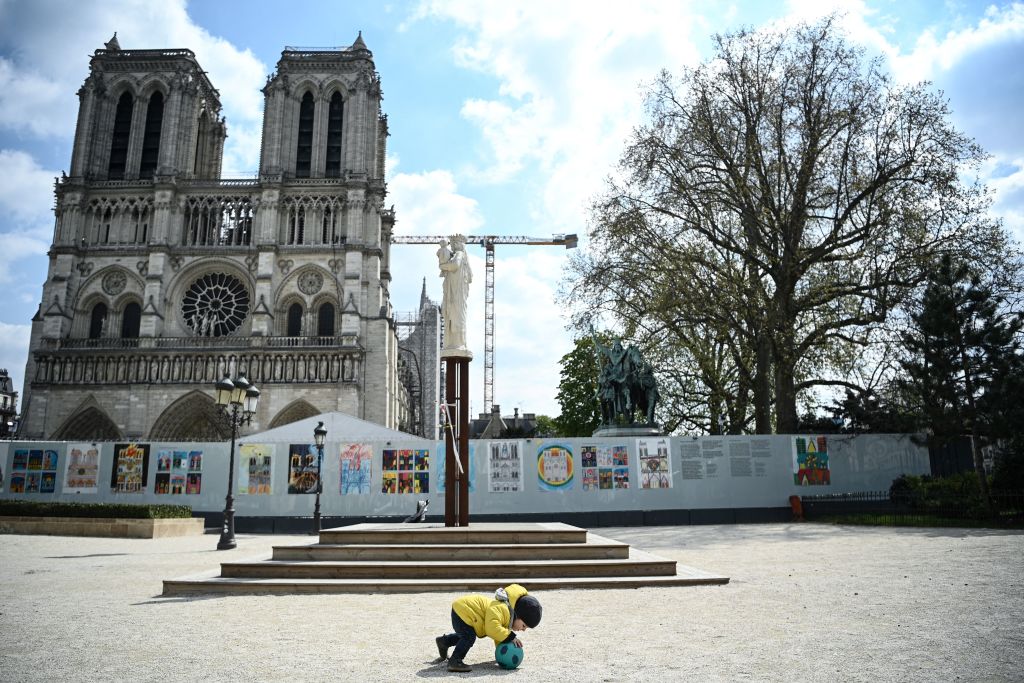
<box><xmin>268</xmin><ymin>399</ymin><xmax>321</xmax><ymax>429</ymax></box>
<box><xmin>53</xmin><ymin>405</ymin><xmax>123</xmax><ymax>441</ymax></box>
<box><xmin>149</xmin><ymin>391</ymin><xmax>232</xmax><ymax>441</ymax></box>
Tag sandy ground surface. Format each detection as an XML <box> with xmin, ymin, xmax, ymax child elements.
<box><xmin>0</xmin><ymin>523</ymin><xmax>1021</xmax><ymax>682</ymax></box>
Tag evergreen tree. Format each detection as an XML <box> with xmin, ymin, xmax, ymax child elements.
<box><xmin>900</xmin><ymin>255</ymin><xmax>1023</xmax><ymax>509</ymax></box>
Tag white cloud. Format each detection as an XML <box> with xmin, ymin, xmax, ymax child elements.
<box><xmin>890</xmin><ymin>4</ymin><xmax>1024</xmax><ymax>84</ymax></box>
<box><xmin>0</xmin><ymin>149</ymin><xmax>57</xmax><ymax>223</ymax></box>
<box><xmin>0</xmin><ymin>322</ymin><xmax>31</xmax><ymax>406</ymax></box>
<box><xmin>388</xmin><ymin>170</ymin><xmax>484</xmax><ymax>237</ymax></box>
<box><xmin>491</xmin><ymin>249</ymin><xmax>575</xmax><ymax>416</ymax></box>
<box><xmin>413</xmin><ymin>1</ymin><xmax>704</xmax><ymax>231</ymax></box>
<box><xmin>0</xmin><ymin>150</ymin><xmax>56</xmax><ymax>283</ymax></box>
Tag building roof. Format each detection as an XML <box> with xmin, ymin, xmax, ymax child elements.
<box><xmin>239</xmin><ymin>411</ymin><xmax>430</xmax><ymax>444</ymax></box>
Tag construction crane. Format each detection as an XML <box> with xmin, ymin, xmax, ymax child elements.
<box><xmin>391</xmin><ymin>233</ymin><xmax>578</xmax><ymax>413</ymax></box>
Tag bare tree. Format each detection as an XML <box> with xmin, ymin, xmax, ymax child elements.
<box><xmin>564</xmin><ymin>15</ymin><xmax>1011</xmax><ymax>433</ymax></box>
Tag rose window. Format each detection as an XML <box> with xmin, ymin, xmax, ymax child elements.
<box><xmin>181</xmin><ymin>273</ymin><xmax>250</xmax><ymax>337</ymax></box>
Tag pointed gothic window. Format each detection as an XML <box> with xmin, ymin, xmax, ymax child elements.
<box><xmin>108</xmin><ymin>92</ymin><xmax>134</xmax><ymax>180</ymax></box>
<box><xmin>139</xmin><ymin>92</ymin><xmax>164</xmax><ymax>177</ymax></box>
<box><xmin>194</xmin><ymin>111</ymin><xmax>210</xmax><ymax>177</ymax></box>
<box><xmin>325</xmin><ymin>92</ymin><xmax>343</xmax><ymax>178</ymax></box>
<box><xmin>317</xmin><ymin>303</ymin><xmax>335</xmax><ymax>337</ymax></box>
<box><xmin>89</xmin><ymin>303</ymin><xmax>108</xmax><ymax>339</ymax></box>
<box><xmin>287</xmin><ymin>303</ymin><xmax>304</xmax><ymax>336</ymax></box>
<box><xmin>295</xmin><ymin>92</ymin><xmax>315</xmax><ymax>178</ymax></box>
<box><xmin>121</xmin><ymin>302</ymin><xmax>141</xmax><ymax>338</ymax></box>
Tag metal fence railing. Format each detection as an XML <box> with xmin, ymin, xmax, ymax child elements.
<box><xmin>800</xmin><ymin>490</ymin><xmax>1024</xmax><ymax>526</ymax></box>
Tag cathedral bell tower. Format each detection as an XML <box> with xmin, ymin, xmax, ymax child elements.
<box><xmin>20</xmin><ymin>33</ymin><xmax>406</xmax><ymax>441</ymax></box>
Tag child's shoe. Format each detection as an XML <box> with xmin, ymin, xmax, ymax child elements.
<box><xmin>447</xmin><ymin>659</ymin><xmax>471</xmax><ymax>672</ymax></box>
<box><xmin>435</xmin><ymin>636</ymin><xmax>449</xmax><ymax>661</ymax></box>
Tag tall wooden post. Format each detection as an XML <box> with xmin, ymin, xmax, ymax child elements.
<box><xmin>443</xmin><ymin>353</ymin><xmax>472</xmax><ymax>527</ymax></box>
<box><xmin>458</xmin><ymin>356</ymin><xmax>470</xmax><ymax>527</ymax></box>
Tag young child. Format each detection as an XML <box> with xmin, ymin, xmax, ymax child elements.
<box><xmin>435</xmin><ymin>583</ymin><xmax>542</xmax><ymax>672</ymax></box>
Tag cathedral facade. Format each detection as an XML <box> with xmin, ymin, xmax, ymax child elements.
<box><xmin>20</xmin><ymin>33</ymin><xmax>434</xmax><ymax>441</ymax></box>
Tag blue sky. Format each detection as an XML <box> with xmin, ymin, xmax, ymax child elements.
<box><xmin>1</xmin><ymin>0</ymin><xmax>1022</xmax><ymax>421</ymax></box>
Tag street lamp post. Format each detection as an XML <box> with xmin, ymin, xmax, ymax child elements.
<box><xmin>312</xmin><ymin>421</ymin><xmax>327</xmax><ymax>534</ymax></box>
<box><xmin>214</xmin><ymin>372</ymin><xmax>260</xmax><ymax>550</ymax></box>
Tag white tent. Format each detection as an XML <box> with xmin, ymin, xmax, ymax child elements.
<box><xmin>239</xmin><ymin>412</ymin><xmax>431</xmax><ymax>444</ymax></box>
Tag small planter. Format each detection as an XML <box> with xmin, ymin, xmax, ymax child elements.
<box><xmin>0</xmin><ymin>516</ymin><xmax>205</xmax><ymax>538</ymax></box>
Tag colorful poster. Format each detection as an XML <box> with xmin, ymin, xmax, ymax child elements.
<box><xmin>186</xmin><ymin>451</ymin><xmax>203</xmax><ymax>494</ymax></box>
<box><xmin>537</xmin><ymin>442</ymin><xmax>574</xmax><ymax>491</ymax></box>
<box><xmin>638</xmin><ymin>438</ymin><xmax>672</xmax><ymax>489</ymax></box>
<box><xmin>34</xmin><ymin>450</ymin><xmax>59</xmax><ymax>493</ymax></box>
<box><xmin>437</xmin><ymin>442</ymin><xmax>476</xmax><ymax>493</ymax></box>
<box><xmin>340</xmin><ymin>443</ymin><xmax>372</xmax><ymax>494</ymax></box>
<box><xmin>488</xmin><ymin>440</ymin><xmax>522</xmax><ymax>493</ymax></box>
<box><xmin>10</xmin><ymin>448</ymin><xmax>27</xmax><ymax>492</ymax></box>
<box><xmin>238</xmin><ymin>443</ymin><xmax>274</xmax><ymax>495</ymax></box>
<box><xmin>381</xmin><ymin>448</ymin><xmax>429</xmax><ymax>494</ymax></box>
<box><xmin>581</xmin><ymin>444</ymin><xmax>628</xmax><ymax>491</ymax></box>
<box><xmin>793</xmin><ymin>436</ymin><xmax>831</xmax><ymax>485</ymax></box>
<box><xmin>64</xmin><ymin>443</ymin><xmax>100</xmax><ymax>494</ymax></box>
<box><xmin>288</xmin><ymin>443</ymin><xmax>320</xmax><ymax>494</ymax></box>
<box><xmin>111</xmin><ymin>443</ymin><xmax>150</xmax><ymax>493</ymax></box>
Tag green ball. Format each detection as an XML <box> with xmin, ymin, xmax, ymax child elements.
<box><xmin>495</xmin><ymin>642</ymin><xmax>524</xmax><ymax>669</ymax></box>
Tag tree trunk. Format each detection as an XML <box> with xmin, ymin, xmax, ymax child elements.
<box><xmin>774</xmin><ymin>357</ymin><xmax>799</xmax><ymax>434</ymax></box>
<box><xmin>773</xmin><ymin>318</ymin><xmax>799</xmax><ymax>433</ymax></box>
<box><xmin>753</xmin><ymin>335</ymin><xmax>773</xmax><ymax>433</ymax></box>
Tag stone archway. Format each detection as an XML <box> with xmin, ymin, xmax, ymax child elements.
<box><xmin>268</xmin><ymin>399</ymin><xmax>321</xmax><ymax>429</ymax></box>
<box><xmin>149</xmin><ymin>391</ymin><xmax>231</xmax><ymax>441</ymax></box>
<box><xmin>53</xmin><ymin>405</ymin><xmax>123</xmax><ymax>441</ymax></box>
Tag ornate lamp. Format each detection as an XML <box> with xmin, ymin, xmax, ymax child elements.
<box><xmin>312</xmin><ymin>420</ymin><xmax>327</xmax><ymax>534</ymax></box>
<box><xmin>213</xmin><ymin>371</ymin><xmax>260</xmax><ymax>550</ymax></box>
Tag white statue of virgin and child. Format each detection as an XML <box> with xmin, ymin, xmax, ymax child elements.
<box><xmin>437</xmin><ymin>235</ymin><xmax>472</xmax><ymax>353</ymax></box>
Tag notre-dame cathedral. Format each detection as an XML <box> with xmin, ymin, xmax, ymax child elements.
<box><xmin>19</xmin><ymin>33</ymin><xmax>439</xmax><ymax>442</ymax></box>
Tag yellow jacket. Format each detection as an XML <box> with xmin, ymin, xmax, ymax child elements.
<box><xmin>452</xmin><ymin>583</ymin><xmax>529</xmax><ymax>645</ymax></box>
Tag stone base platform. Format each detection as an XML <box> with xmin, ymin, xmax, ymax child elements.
<box><xmin>162</xmin><ymin>522</ymin><xmax>729</xmax><ymax>595</ymax></box>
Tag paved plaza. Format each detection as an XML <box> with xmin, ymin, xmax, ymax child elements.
<box><xmin>0</xmin><ymin>523</ymin><xmax>1021</xmax><ymax>682</ymax></box>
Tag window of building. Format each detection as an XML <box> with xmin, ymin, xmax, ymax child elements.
<box><xmin>108</xmin><ymin>92</ymin><xmax>134</xmax><ymax>180</ymax></box>
<box><xmin>295</xmin><ymin>92</ymin><xmax>314</xmax><ymax>178</ymax></box>
<box><xmin>317</xmin><ymin>303</ymin><xmax>335</xmax><ymax>337</ymax></box>
<box><xmin>288</xmin><ymin>206</ymin><xmax>305</xmax><ymax>245</ymax></box>
<box><xmin>194</xmin><ymin>111</ymin><xmax>210</xmax><ymax>176</ymax></box>
<box><xmin>139</xmin><ymin>92</ymin><xmax>164</xmax><ymax>177</ymax></box>
<box><xmin>287</xmin><ymin>303</ymin><xmax>303</xmax><ymax>336</ymax></box>
<box><xmin>121</xmin><ymin>302</ymin><xmax>141</xmax><ymax>338</ymax></box>
<box><xmin>325</xmin><ymin>92</ymin><xmax>343</xmax><ymax>178</ymax></box>
<box><xmin>89</xmin><ymin>303</ymin><xmax>108</xmax><ymax>339</ymax></box>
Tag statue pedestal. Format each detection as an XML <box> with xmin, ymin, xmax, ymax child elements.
<box><xmin>592</xmin><ymin>424</ymin><xmax>663</xmax><ymax>438</ymax></box>
<box><xmin>443</xmin><ymin>353</ymin><xmax>471</xmax><ymax>527</ymax></box>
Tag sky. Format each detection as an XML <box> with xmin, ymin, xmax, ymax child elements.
<box><xmin>0</xmin><ymin>0</ymin><xmax>1022</xmax><ymax>422</ymax></box>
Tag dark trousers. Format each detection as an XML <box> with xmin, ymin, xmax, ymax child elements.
<box><xmin>440</xmin><ymin>609</ymin><xmax>478</xmax><ymax>661</ymax></box>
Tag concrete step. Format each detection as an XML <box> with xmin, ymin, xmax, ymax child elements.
<box><xmin>317</xmin><ymin>522</ymin><xmax>587</xmax><ymax>546</ymax></box>
<box><xmin>271</xmin><ymin>541</ymin><xmax>630</xmax><ymax>562</ymax></box>
<box><xmin>221</xmin><ymin>549</ymin><xmax>675</xmax><ymax>580</ymax></box>
<box><xmin>163</xmin><ymin>566</ymin><xmax>730</xmax><ymax>596</ymax></box>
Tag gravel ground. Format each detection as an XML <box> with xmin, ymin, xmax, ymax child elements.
<box><xmin>0</xmin><ymin>523</ymin><xmax>1021</xmax><ymax>682</ymax></box>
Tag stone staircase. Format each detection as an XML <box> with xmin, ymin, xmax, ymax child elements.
<box><xmin>162</xmin><ymin>522</ymin><xmax>729</xmax><ymax>595</ymax></box>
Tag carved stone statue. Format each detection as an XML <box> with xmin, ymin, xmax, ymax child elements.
<box><xmin>439</xmin><ymin>234</ymin><xmax>472</xmax><ymax>352</ymax></box>
<box><xmin>592</xmin><ymin>333</ymin><xmax>660</xmax><ymax>427</ymax></box>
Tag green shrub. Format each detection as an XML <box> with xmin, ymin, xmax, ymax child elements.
<box><xmin>0</xmin><ymin>500</ymin><xmax>192</xmax><ymax>519</ymax></box>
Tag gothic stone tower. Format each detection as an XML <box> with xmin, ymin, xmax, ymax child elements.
<box><xmin>20</xmin><ymin>33</ymin><xmax>406</xmax><ymax>440</ymax></box>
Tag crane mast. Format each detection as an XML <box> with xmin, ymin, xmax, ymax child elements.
<box><xmin>391</xmin><ymin>233</ymin><xmax>578</xmax><ymax>413</ymax></box>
